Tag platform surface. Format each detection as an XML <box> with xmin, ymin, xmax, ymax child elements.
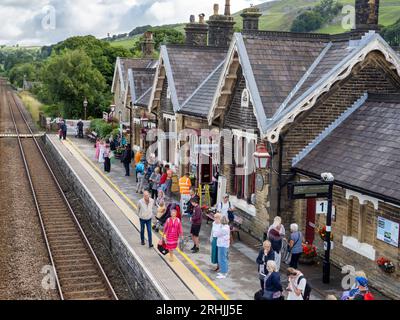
<box><xmin>48</xmin><ymin>135</ymin><xmax>216</xmax><ymax>300</ymax></box>
<box><xmin>48</xmin><ymin>135</ymin><xmax>375</xmax><ymax>301</ymax></box>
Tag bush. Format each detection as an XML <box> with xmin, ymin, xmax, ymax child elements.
<box><xmin>90</xmin><ymin>119</ymin><xmax>115</xmax><ymax>138</ymax></box>
<box><xmin>41</xmin><ymin>104</ymin><xmax>63</xmax><ymax>118</ymax></box>
<box><xmin>291</xmin><ymin>11</ymin><xmax>324</xmax><ymax>32</ymax></box>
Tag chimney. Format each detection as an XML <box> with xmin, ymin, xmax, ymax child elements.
<box><xmin>207</xmin><ymin>1</ymin><xmax>235</xmax><ymax>47</ymax></box>
<box><xmin>355</xmin><ymin>0</ymin><xmax>380</xmax><ymax>30</ymax></box>
<box><xmin>224</xmin><ymin>0</ymin><xmax>231</xmax><ymax>16</ymax></box>
<box><xmin>185</xmin><ymin>14</ymin><xmax>209</xmax><ymax>46</ymax></box>
<box><xmin>142</xmin><ymin>31</ymin><xmax>155</xmax><ymax>58</ymax></box>
<box><xmin>241</xmin><ymin>5</ymin><xmax>262</xmax><ymax>31</ymax></box>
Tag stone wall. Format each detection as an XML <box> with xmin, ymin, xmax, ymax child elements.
<box><xmin>278</xmin><ymin>57</ymin><xmax>400</xmax><ymax>226</ymax></box>
<box><xmin>295</xmin><ymin>177</ymin><xmax>400</xmax><ymax>299</ymax></box>
<box><xmin>43</xmin><ymin>135</ymin><xmax>167</xmax><ymax>300</ymax></box>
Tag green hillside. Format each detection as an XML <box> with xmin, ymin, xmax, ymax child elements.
<box><xmin>234</xmin><ymin>0</ymin><xmax>400</xmax><ymax>34</ymax></box>
<box><xmin>109</xmin><ymin>24</ymin><xmax>185</xmax><ymax>49</ymax></box>
<box><xmin>107</xmin><ymin>0</ymin><xmax>400</xmax><ymax>49</ymax></box>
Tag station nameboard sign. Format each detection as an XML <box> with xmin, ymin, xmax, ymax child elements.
<box><xmin>288</xmin><ymin>181</ymin><xmax>331</xmax><ymax>200</ymax></box>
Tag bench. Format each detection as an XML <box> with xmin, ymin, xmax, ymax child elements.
<box><xmin>203</xmin><ymin>208</ymin><xmax>243</xmax><ymax>242</ymax></box>
<box><xmin>87</xmin><ymin>131</ymin><xmax>98</xmax><ymax>143</ymax></box>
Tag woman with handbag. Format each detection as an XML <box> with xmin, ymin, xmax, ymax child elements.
<box><xmin>288</xmin><ymin>223</ymin><xmax>303</xmax><ymax>269</ymax></box>
<box><xmin>256</xmin><ymin>240</ymin><xmax>275</xmax><ymax>290</ymax></box>
<box><xmin>267</xmin><ymin>216</ymin><xmax>286</xmax><ymax>271</ymax></box>
<box><xmin>163</xmin><ymin>209</ymin><xmax>183</xmax><ymax>262</ymax></box>
<box><xmin>254</xmin><ymin>260</ymin><xmax>283</xmax><ymax>301</ymax></box>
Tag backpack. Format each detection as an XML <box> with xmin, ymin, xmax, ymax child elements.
<box><xmin>136</xmin><ymin>163</ymin><xmax>144</xmax><ymax>173</ymax></box>
<box><xmin>297</xmin><ymin>276</ymin><xmax>312</xmax><ymax>300</ymax></box>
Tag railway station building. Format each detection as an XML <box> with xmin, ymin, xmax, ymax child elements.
<box><xmin>111</xmin><ymin>0</ymin><xmax>400</xmax><ymax>297</ymax></box>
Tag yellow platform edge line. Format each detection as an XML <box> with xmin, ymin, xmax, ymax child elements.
<box><xmin>61</xmin><ymin>138</ymin><xmax>214</xmax><ymax>300</ymax></box>
<box><xmin>64</xmin><ymin>138</ymin><xmax>230</xmax><ymax>301</ymax></box>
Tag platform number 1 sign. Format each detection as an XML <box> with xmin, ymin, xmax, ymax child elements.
<box><xmin>316</xmin><ymin>201</ymin><xmax>336</xmax><ymax>221</ymax></box>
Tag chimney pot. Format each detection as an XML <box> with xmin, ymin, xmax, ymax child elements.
<box><xmin>199</xmin><ymin>14</ymin><xmax>205</xmax><ymax>24</ymax></box>
<box><xmin>185</xmin><ymin>13</ymin><xmax>209</xmax><ymax>46</ymax></box>
<box><xmin>213</xmin><ymin>4</ymin><xmax>219</xmax><ymax>16</ymax></box>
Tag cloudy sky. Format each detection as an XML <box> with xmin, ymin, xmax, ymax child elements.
<box><xmin>0</xmin><ymin>0</ymin><xmax>265</xmax><ymax>46</ymax></box>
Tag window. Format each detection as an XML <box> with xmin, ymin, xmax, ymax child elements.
<box><xmin>233</xmin><ymin>132</ymin><xmax>256</xmax><ymax>203</ymax></box>
<box><xmin>241</xmin><ymin>89</ymin><xmax>249</xmax><ymax>108</ymax></box>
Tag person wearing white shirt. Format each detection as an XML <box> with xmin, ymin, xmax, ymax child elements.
<box><xmin>215</xmin><ymin>216</ymin><xmax>231</xmax><ymax>279</ymax></box>
<box><xmin>286</xmin><ymin>268</ymin><xmax>306</xmax><ymax>300</ymax></box>
<box><xmin>216</xmin><ymin>194</ymin><xmax>235</xmax><ymax>222</ymax></box>
<box><xmin>210</xmin><ymin>213</ymin><xmax>222</xmax><ymax>272</ymax></box>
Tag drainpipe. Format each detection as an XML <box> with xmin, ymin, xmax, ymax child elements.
<box><xmin>277</xmin><ymin>135</ymin><xmax>284</xmax><ymax>217</ymax></box>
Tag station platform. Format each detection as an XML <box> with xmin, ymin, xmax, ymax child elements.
<box><xmin>47</xmin><ymin>135</ymin><xmax>387</xmax><ymax>301</ymax></box>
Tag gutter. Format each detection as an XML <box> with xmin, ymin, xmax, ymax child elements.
<box><xmin>293</xmin><ymin>168</ymin><xmax>400</xmax><ymax>208</ymax></box>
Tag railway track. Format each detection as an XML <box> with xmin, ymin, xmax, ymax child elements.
<box><xmin>4</xmin><ymin>83</ymin><xmax>118</xmax><ymax>300</ymax></box>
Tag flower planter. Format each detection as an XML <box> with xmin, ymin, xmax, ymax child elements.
<box><xmin>299</xmin><ymin>254</ymin><xmax>316</xmax><ymax>265</ymax></box>
<box><xmin>378</xmin><ymin>264</ymin><xmax>395</xmax><ymax>274</ymax></box>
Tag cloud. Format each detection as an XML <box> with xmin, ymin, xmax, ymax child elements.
<box><xmin>0</xmin><ymin>0</ymin><xmax>265</xmax><ymax>46</ymax></box>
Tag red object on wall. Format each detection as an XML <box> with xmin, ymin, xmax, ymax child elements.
<box><xmin>305</xmin><ymin>199</ymin><xmax>316</xmax><ymax>244</ymax></box>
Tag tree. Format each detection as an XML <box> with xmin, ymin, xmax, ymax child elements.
<box><xmin>291</xmin><ymin>11</ymin><xmax>324</xmax><ymax>32</ymax></box>
<box><xmin>382</xmin><ymin>19</ymin><xmax>400</xmax><ymax>47</ymax></box>
<box><xmin>131</xmin><ymin>27</ymin><xmax>185</xmax><ymax>55</ymax></box>
<box><xmin>128</xmin><ymin>25</ymin><xmax>152</xmax><ymax>37</ymax></box>
<box><xmin>8</xmin><ymin>62</ymin><xmax>42</xmax><ymax>88</ymax></box>
<box><xmin>3</xmin><ymin>48</ymin><xmax>40</xmax><ymax>72</ymax></box>
<box><xmin>291</xmin><ymin>0</ymin><xmax>343</xmax><ymax>33</ymax></box>
<box><xmin>51</xmin><ymin>35</ymin><xmax>133</xmax><ymax>85</ymax></box>
<box><xmin>39</xmin><ymin>49</ymin><xmax>109</xmax><ymax>119</ymax></box>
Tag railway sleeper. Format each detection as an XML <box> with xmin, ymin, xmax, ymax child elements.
<box><xmin>63</xmin><ymin>289</ymin><xmax>111</xmax><ymax>300</ymax></box>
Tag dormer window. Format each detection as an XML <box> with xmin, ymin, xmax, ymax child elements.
<box><xmin>241</xmin><ymin>89</ymin><xmax>249</xmax><ymax>108</ymax></box>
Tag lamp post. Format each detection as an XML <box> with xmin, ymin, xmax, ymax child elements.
<box><xmin>253</xmin><ymin>142</ymin><xmax>271</xmax><ymax>170</ymax></box>
<box><xmin>321</xmin><ymin>172</ymin><xmax>335</xmax><ymax>284</ymax></box>
<box><xmin>83</xmin><ymin>97</ymin><xmax>88</xmax><ymax>120</ymax></box>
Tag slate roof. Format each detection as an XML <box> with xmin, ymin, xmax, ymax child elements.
<box><xmin>282</xmin><ymin>40</ymin><xmax>352</xmax><ymax>109</ymax></box>
<box><xmin>179</xmin><ymin>62</ymin><xmax>224</xmax><ymax>117</ymax></box>
<box><xmin>129</xmin><ymin>69</ymin><xmax>156</xmax><ymax>103</ymax></box>
<box><xmin>117</xmin><ymin>58</ymin><xmax>157</xmax><ymax>93</ymax></box>
<box><xmin>164</xmin><ymin>45</ymin><xmax>227</xmax><ymax>108</ymax></box>
<box><xmin>136</xmin><ymin>87</ymin><xmax>153</xmax><ymax>107</ymax></box>
<box><xmin>294</xmin><ymin>94</ymin><xmax>400</xmax><ymax>201</ymax></box>
<box><xmin>242</xmin><ymin>34</ymin><xmax>328</xmax><ymax>118</ymax></box>
<box><xmin>120</xmin><ymin>58</ymin><xmax>157</xmax><ymax>81</ymax></box>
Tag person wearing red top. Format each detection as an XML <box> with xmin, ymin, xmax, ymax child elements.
<box><xmin>190</xmin><ymin>196</ymin><xmax>202</xmax><ymax>253</ymax></box>
<box><xmin>160</xmin><ymin>169</ymin><xmax>168</xmax><ymax>186</ymax></box>
<box><xmin>163</xmin><ymin>209</ymin><xmax>183</xmax><ymax>262</ymax></box>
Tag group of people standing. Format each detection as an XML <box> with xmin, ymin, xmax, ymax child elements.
<box><xmin>95</xmin><ymin>138</ymin><xmax>112</xmax><ymax>173</ymax></box>
<box><xmin>253</xmin><ymin>217</ymin><xmax>313</xmax><ymax>301</ymax></box>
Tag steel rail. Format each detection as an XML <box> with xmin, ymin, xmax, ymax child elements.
<box><xmin>7</xmin><ymin>88</ymin><xmax>118</xmax><ymax>300</ymax></box>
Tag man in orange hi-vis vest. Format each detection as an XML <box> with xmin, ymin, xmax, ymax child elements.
<box><xmin>179</xmin><ymin>173</ymin><xmax>192</xmax><ymax>195</ymax></box>
<box><xmin>179</xmin><ymin>173</ymin><xmax>192</xmax><ymax>216</ymax></box>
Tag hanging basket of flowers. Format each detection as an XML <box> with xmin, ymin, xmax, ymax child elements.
<box><xmin>318</xmin><ymin>225</ymin><xmax>334</xmax><ymax>241</ymax></box>
<box><xmin>377</xmin><ymin>257</ymin><xmax>395</xmax><ymax>274</ymax></box>
<box><xmin>299</xmin><ymin>243</ymin><xmax>317</xmax><ymax>265</ymax></box>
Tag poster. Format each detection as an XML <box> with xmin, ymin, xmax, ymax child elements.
<box><xmin>377</xmin><ymin>216</ymin><xmax>399</xmax><ymax>247</ymax></box>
